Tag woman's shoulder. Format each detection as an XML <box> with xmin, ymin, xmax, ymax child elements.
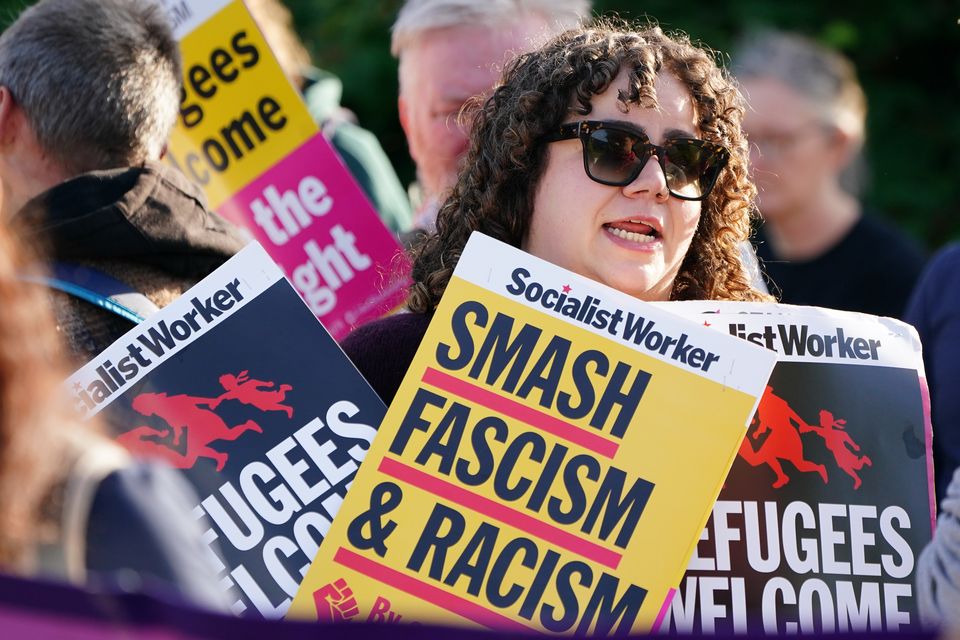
<box><xmin>34</xmin><ymin>433</ymin><xmax>228</xmax><ymax>611</ymax></box>
<box><xmin>84</xmin><ymin>461</ymin><xmax>230</xmax><ymax>610</ymax></box>
<box><xmin>910</xmin><ymin>244</ymin><xmax>960</xmax><ymax>306</ymax></box>
<box><xmin>343</xmin><ymin>312</ymin><xmax>432</xmax><ymax>345</ymax></box>
<box><xmin>341</xmin><ymin>312</ymin><xmax>432</xmax><ymax>406</ymax></box>
<box><xmin>922</xmin><ymin>243</ymin><xmax>960</xmax><ymax>279</ymax></box>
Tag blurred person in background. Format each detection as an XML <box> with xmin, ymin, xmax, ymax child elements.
<box><xmin>247</xmin><ymin>0</ymin><xmax>413</xmax><ymax>234</ymax></box>
<box><xmin>345</xmin><ymin>21</ymin><xmax>770</xmax><ymax>404</ymax></box>
<box><xmin>918</xmin><ymin>451</ymin><xmax>960</xmax><ymax>629</ymax></box>
<box><xmin>391</xmin><ymin>0</ymin><xmax>591</xmax><ymax>236</ymax></box>
<box><xmin>906</xmin><ymin>247</ymin><xmax>960</xmax><ymax>508</ymax></box>
<box><xmin>0</xmin><ymin>0</ymin><xmax>246</xmax><ymax>363</ymax></box>
<box><xmin>733</xmin><ymin>30</ymin><xmax>924</xmax><ymax>319</ymax></box>
<box><xmin>0</xmin><ymin>215</ymin><xmax>226</xmax><ymax>609</ymax></box>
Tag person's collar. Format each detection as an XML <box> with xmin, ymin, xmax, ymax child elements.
<box><xmin>301</xmin><ymin>66</ymin><xmax>343</xmax><ymax>124</ymax></box>
<box><xmin>12</xmin><ymin>161</ymin><xmax>246</xmax><ymax>278</ymax></box>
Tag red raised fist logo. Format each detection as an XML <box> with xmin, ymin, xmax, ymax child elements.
<box><xmin>314</xmin><ymin>578</ymin><xmax>360</xmax><ymax>623</ymax></box>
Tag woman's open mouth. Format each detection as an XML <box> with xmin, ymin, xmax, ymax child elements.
<box><xmin>603</xmin><ymin>220</ymin><xmax>660</xmax><ymax>244</ymax></box>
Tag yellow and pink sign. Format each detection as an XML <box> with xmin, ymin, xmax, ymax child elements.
<box><xmin>288</xmin><ymin>233</ymin><xmax>778</xmax><ymax>634</ymax></box>
<box><xmin>160</xmin><ymin>0</ymin><xmax>408</xmax><ymax>339</ymax></box>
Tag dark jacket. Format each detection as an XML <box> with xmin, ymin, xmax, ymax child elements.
<box><xmin>15</xmin><ymin>162</ymin><xmax>248</xmax><ymax>362</ymax></box>
<box><xmin>341</xmin><ymin>312</ymin><xmax>431</xmax><ymax>405</ymax></box>
<box><xmin>905</xmin><ymin>244</ymin><xmax>960</xmax><ymax>507</ymax></box>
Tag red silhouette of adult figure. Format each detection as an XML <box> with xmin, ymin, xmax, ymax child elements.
<box><xmin>212</xmin><ymin>370</ymin><xmax>294</xmax><ymax>418</ymax></box>
<box><xmin>738</xmin><ymin>386</ymin><xmax>828</xmax><ymax>488</ymax></box>
<box><xmin>807</xmin><ymin>409</ymin><xmax>872</xmax><ymax>489</ymax></box>
<box><xmin>117</xmin><ymin>392</ymin><xmax>261</xmax><ymax>471</ymax></box>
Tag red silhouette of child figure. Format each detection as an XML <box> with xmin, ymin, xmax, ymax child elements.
<box><xmin>212</xmin><ymin>371</ymin><xmax>294</xmax><ymax>418</ymax></box>
<box><xmin>738</xmin><ymin>386</ymin><xmax>828</xmax><ymax>488</ymax></box>
<box><xmin>807</xmin><ymin>409</ymin><xmax>873</xmax><ymax>489</ymax></box>
<box><xmin>117</xmin><ymin>392</ymin><xmax>261</xmax><ymax>471</ymax></box>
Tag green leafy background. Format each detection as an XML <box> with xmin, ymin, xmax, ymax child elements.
<box><xmin>288</xmin><ymin>0</ymin><xmax>960</xmax><ymax>251</ymax></box>
<box><xmin>1</xmin><ymin>0</ymin><xmax>956</xmax><ymax>249</ymax></box>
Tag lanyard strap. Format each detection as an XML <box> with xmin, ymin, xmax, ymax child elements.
<box><xmin>22</xmin><ymin>263</ymin><xmax>160</xmax><ymax>325</ymax></box>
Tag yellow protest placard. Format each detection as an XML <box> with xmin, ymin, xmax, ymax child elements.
<box><xmin>288</xmin><ymin>233</ymin><xmax>777</xmax><ymax>633</ymax></box>
<box><xmin>159</xmin><ymin>0</ymin><xmax>410</xmax><ymax>339</ymax></box>
<box><xmin>165</xmin><ymin>0</ymin><xmax>316</xmax><ymax>209</ymax></box>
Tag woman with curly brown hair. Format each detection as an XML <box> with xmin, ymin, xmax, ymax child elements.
<box><xmin>344</xmin><ymin>21</ymin><xmax>768</xmax><ymax>404</ymax></box>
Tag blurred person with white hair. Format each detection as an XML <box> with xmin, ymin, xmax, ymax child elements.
<box><xmin>392</xmin><ymin>0</ymin><xmax>591</xmax><ymax>234</ymax></box>
<box><xmin>734</xmin><ymin>30</ymin><xmax>924</xmax><ymax>319</ymax></box>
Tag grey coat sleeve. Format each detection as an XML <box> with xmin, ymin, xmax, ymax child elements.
<box><xmin>84</xmin><ymin>463</ymin><xmax>231</xmax><ymax>612</ymax></box>
<box><xmin>918</xmin><ymin>466</ymin><xmax>960</xmax><ymax>628</ymax></box>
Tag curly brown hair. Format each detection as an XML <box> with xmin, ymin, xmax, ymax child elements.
<box><xmin>408</xmin><ymin>21</ymin><xmax>769</xmax><ymax>313</ymax></box>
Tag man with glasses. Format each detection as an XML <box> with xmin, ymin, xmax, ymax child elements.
<box><xmin>734</xmin><ymin>30</ymin><xmax>924</xmax><ymax>319</ymax></box>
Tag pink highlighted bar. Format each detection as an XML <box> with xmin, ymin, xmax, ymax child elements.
<box><xmin>379</xmin><ymin>457</ymin><xmax>623</xmax><ymax>570</ymax></box>
<box><xmin>919</xmin><ymin>375</ymin><xmax>936</xmax><ymax>533</ymax></box>
<box><xmin>651</xmin><ymin>587</ymin><xmax>677</xmax><ymax>633</ymax></box>
<box><xmin>333</xmin><ymin>547</ymin><xmax>533</xmax><ymax>633</ymax></box>
<box><xmin>421</xmin><ymin>367</ymin><xmax>619</xmax><ymax>459</ymax></box>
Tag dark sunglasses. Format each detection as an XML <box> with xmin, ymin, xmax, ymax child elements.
<box><xmin>544</xmin><ymin>120</ymin><xmax>730</xmax><ymax>201</ymax></box>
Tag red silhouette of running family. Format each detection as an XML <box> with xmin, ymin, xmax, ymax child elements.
<box><xmin>738</xmin><ymin>386</ymin><xmax>871</xmax><ymax>489</ymax></box>
<box><xmin>807</xmin><ymin>409</ymin><xmax>873</xmax><ymax>489</ymax></box>
<box><xmin>212</xmin><ymin>370</ymin><xmax>294</xmax><ymax>417</ymax></box>
<box><xmin>115</xmin><ymin>371</ymin><xmax>294</xmax><ymax>471</ymax></box>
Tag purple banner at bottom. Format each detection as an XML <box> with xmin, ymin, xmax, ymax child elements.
<box><xmin>0</xmin><ymin>571</ymin><xmax>939</xmax><ymax>639</ymax></box>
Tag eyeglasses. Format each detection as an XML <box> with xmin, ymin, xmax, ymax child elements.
<box><xmin>747</xmin><ymin>122</ymin><xmax>828</xmax><ymax>160</ymax></box>
<box><xmin>544</xmin><ymin>120</ymin><xmax>730</xmax><ymax>201</ymax></box>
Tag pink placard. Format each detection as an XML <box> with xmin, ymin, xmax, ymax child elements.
<box><xmin>218</xmin><ymin>133</ymin><xmax>410</xmax><ymax>340</ymax></box>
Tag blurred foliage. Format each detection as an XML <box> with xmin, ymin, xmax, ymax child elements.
<box><xmin>287</xmin><ymin>0</ymin><xmax>960</xmax><ymax>250</ymax></box>
<box><xmin>0</xmin><ymin>0</ymin><xmax>956</xmax><ymax>248</ymax></box>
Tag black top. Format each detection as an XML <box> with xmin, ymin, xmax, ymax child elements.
<box><xmin>341</xmin><ymin>312</ymin><xmax>431</xmax><ymax>405</ymax></box>
<box><xmin>755</xmin><ymin>213</ymin><xmax>926</xmax><ymax>319</ymax></box>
